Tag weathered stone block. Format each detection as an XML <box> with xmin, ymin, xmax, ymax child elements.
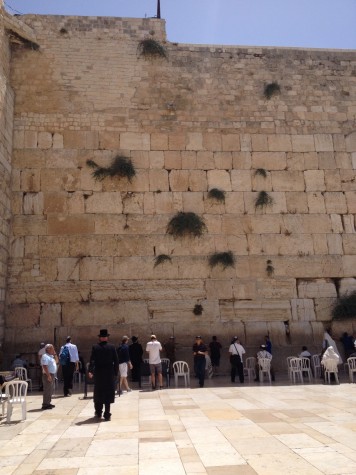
<box><xmin>189</xmin><ymin>170</ymin><xmax>207</xmax><ymax>191</ymax></box>
<box><xmin>23</xmin><ymin>192</ymin><xmax>44</xmax><ymax>215</ymax></box>
<box><xmin>149</xmin><ymin>169</ymin><xmax>169</xmax><ymax>191</ymax></box>
<box><xmin>222</xmin><ymin>134</ymin><xmax>240</xmax><ymax>152</ymax></box>
<box><xmin>298</xmin><ymin>279</ymin><xmax>337</xmax><ymax>299</ymax></box>
<box><xmin>231</xmin><ymin>170</ymin><xmax>252</xmax><ymax>191</ymax></box>
<box><xmin>164</xmin><ymin>151</ymin><xmax>181</xmax><ymax>169</ymax></box>
<box><xmin>304</xmin><ymin>170</ymin><xmax>325</xmax><ymax>191</ymax></box>
<box><xmin>232</xmin><ymin>152</ymin><xmax>252</xmax><ymax>169</ymax></box>
<box><xmin>285</xmin><ymin>192</ymin><xmax>308</xmax><ymax>213</ymax></box>
<box><xmin>20</xmin><ymin>170</ymin><xmax>41</xmax><ymax>192</ymax></box>
<box><xmin>80</xmin><ymin>257</ymin><xmax>113</xmax><ymax>280</ymax></box>
<box><xmin>271</xmin><ymin>171</ymin><xmax>305</xmax><ymax>191</ymax></box>
<box><xmin>197</xmin><ymin>151</ymin><xmax>214</xmax><ymax>170</ymax></box>
<box><xmin>24</xmin><ymin>131</ymin><xmax>37</xmax><ymax>149</ymax></box>
<box><xmin>307</xmin><ymin>192</ymin><xmax>326</xmax><ymax>213</ymax></box>
<box><xmin>339</xmin><ymin>278</ymin><xmax>356</xmax><ymax>296</ymax></box>
<box><xmin>58</xmin><ymin>258</ymin><xmax>80</xmax><ymax>281</ymax></box>
<box><xmin>39</xmin><ymin>236</ymin><xmax>69</xmax><ymax>257</ymax></box>
<box><xmin>149</xmin><ymin>151</ymin><xmax>164</xmax><ymax>169</ymax></box>
<box><xmin>39</xmin><ymin>303</ymin><xmax>61</xmax><ymax>327</ymax></box>
<box><xmin>324</xmin><ymin>170</ymin><xmax>341</xmax><ymax>191</ymax></box>
<box><xmin>291</xmin><ymin>299</ymin><xmax>315</xmax><ymax>321</ymax></box>
<box><xmin>345</xmin><ymin>192</ymin><xmax>356</xmax><ymax>213</ymax></box>
<box><xmin>291</xmin><ymin>135</ymin><xmax>315</xmax><ymax>152</ymax></box>
<box><xmin>327</xmin><ymin>234</ymin><xmax>343</xmax><ymax>255</ymax></box>
<box><xmin>314</xmin><ymin>298</ymin><xmax>336</xmax><ymax>322</ymax></box>
<box><xmin>37</xmin><ymin>132</ymin><xmax>52</xmax><ymax>149</ymax></box>
<box><xmin>202</xmin><ymin>133</ymin><xmax>221</xmax><ymax>151</ymax></box>
<box><xmin>207</xmin><ymin>170</ymin><xmax>232</xmax><ymax>191</ymax></box>
<box><xmin>47</xmin><ymin>215</ymin><xmax>95</xmax><ymax>235</ymax></box>
<box><xmin>345</xmin><ymin>131</ymin><xmax>356</xmax><ymax>152</ymax></box>
<box><xmin>324</xmin><ymin>192</ymin><xmax>347</xmax><ymax>214</ymax></box>
<box><xmin>150</xmin><ymin>133</ymin><xmax>168</xmax><ymax>151</ymax></box>
<box><xmin>224</xmin><ymin>193</ymin><xmax>244</xmax><ymax>214</ymax></box>
<box><xmin>183</xmin><ymin>192</ymin><xmax>204</xmax><ymax>213</ymax></box>
<box><xmin>186</xmin><ymin>132</ymin><xmax>203</xmax><ymax>151</ymax></box>
<box><xmin>314</xmin><ymin>134</ymin><xmax>334</xmax><ymax>152</ymax></box>
<box><xmin>44</xmin><ymin>192</ymin><xmax>67</xmax><ymax>214</ymax></box>
<box><xmin>6</xmin><ymin>304</ymin><xmax>40</xmax><ymax>327</ymax></box>
<box><xmin>214</xmin><ymin>152</ymin><xmax>232</xmax><ymax>169</ymax></box>
<box><xmin>251</xmin><ymin>134</ymin><xmax>268</xmax><ymax>152</ymax></box>
<box><xmin>169</xmin><ymin>170</ymin><xmax>190</xmax><ymax>191</ymax></box>
<box><xmin>268</xmin><ymin>134</ymin><xmax>292</xmax><ymax>152</ymax></box>
<box><xmin>168</xmin><ymin>134</ymin><xmax>186</xmax><ymax>151</ymax></box>
<box><xmin>120</xmin><ymin>132</ymin><xmax>150</xmax><ymax>150</ymax></box>
<box><xmin>85</xmin><ymin>192</ymin><xmax>123</xmax><ymax>214</ymax></box>
<box><xmin>252</xmin><ymin>152</ymin><xmax>286</xmax><ymax>170</ymax></box>
<box><xmin>41</xmin><ymin>169</ymin><xmax>81</xmax><ymax>192</ymax></box>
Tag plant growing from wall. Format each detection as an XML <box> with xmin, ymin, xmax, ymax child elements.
<box><xmin>153</xmin><ymin>254</ymin><xmax>172</xmax><ymax>268</ymax></box>
<box><xmin>332</xmin><ymin>291</ymin><xmax>356</xmax><ymax>320</ymax></box>
<box><xmin>166</xmin><ymin>212</ymin><xmax>207</xmax><ymax>238</ymax></box>
<box><xmin>207</xmin><ymin>188</ymin><xmax>225</xmax><ymax>203</ymax></box>
<box><xmin>264</xmin><ymin>82</ymin><xmax>281</xmax><ymax>100</ymax></box>
<box><xmin>193</xmin><ymin>304</ymin><xmax>203</xmax><ymax>316</ymax></box>
<box><xmin>255</xmin><ymin>191</ymin><xmax>274</xmax><ymax>210</ymax></box>
<box><xmin>86</xmin><ymin>156</ymin><xmax>136</xmax><ymax>182</ymax></box>
<box><xmin>208</xmin><ymin>251</ymin><xmax>236</xmax><ymax>270</ymax></box>
<box><xmin>7</xmin><ymin>29</ymin><xmax>40</xmax><ymax>50</ymax></box>
<box><xmin>266</xmin><ymin>259</ymin><xmax>274</xmax><ymax>277</ymax></box>
<box><xmin>254</xmin><ymin>168</ymin><xmax>267</xmax><ymax>178</ymax></box>
<box><xmin>137</xmin><ymin>38</ymin><xmax>167</xmax><ymax>59</ymax></box>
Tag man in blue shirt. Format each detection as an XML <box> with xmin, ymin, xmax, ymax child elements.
<box><xmin>59</xmin><ymin>336</ymin><xmax>79</xmax><ymax>397</ymax></box>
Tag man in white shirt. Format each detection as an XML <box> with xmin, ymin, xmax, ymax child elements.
<box><xmin>146</xmin><ymin>334</ymin><xmax>163</xmax><ymax>390</ymax></box>
<box><xmin>255</xmin><ymin>344</ymin><xmax>275</xmax><ymax>381</ymax></box>
<box><xmin>228</xmin><ymin>336</ymin><xmax>245</xmax><ymax>383</ymax></box>
<box><xmin>59</xmin><ymin>336</ymin><xmax>79</xmax><ymax>397</ymax></box>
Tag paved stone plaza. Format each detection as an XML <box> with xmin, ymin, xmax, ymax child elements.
<box><xmin>1</xmin><ymin>377</ymin><xmax>356</xmax><ymax>475</ymax></box>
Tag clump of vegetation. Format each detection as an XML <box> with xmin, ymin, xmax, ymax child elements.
<box><xmin>166</xmin><ymin>212</ymin><xmax>207</xmax><ymax>238</ymax></box>
<box><xmin>7</xmin><ymin>30</ymin><xmax>40</xmax><ymax>50</ymax></box>
<box><xmin>137</xmin><ymin>38</ymin><xmax>167</xmax><ymax>59</ymax></box>
<box><xmin>153</xmin><ymin>254</ymin><xmax>172</xmax><ymax>268</ymax></box>
<box><xmin>86</xmin><ymin>156</ymin><xmax>136</xmax><ymax>182</ymax></box>
<box><xmin>332</xmin><ymin>291</ymin><xmax>356</xmax><ymax>320</ymax></box>
<box><xmin>193</xmin><ymin>304</ymin><xmax>203</xmax><ymax>316</ymax></box>
<box><xmin>255</xmin><ymin>191</ymin><xmax>274</xmax><ymax>210</ymax></box>
<box><xmin>254</xmin><ymin>168</ymin><xmax>267</xmax><ymax>178</ymax></box>
<box><xmin>264</xmin><ymin>82</ymin><xmax>281</xmax><ymax>100</ymax></box>
<box><xmin>59</xmin><ymin>28</ymin><xmax>68</xmax><ymax>34</ymax></box>
<box><xmin>266</xmin><ymin>259</ymin><xmax>274</xmax><ymax>277</ymax></box>
<box><xmin>207</xmin><ymin>188</ymin><xmax>225</xmax><ymax>203</ymax></box>
<box><xmin>209</xmin><ymin>251</ymin><xmax>236</xmax><ymax>270</ymax></box>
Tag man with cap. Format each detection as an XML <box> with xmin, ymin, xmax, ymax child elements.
<box><xmin>193</xmin><ymin>336</ymin><xmax>208</xmax><ymax>387</ymax></box>
<box><xmin>129</xmin><ymin>336</ymin><xmax>143</xmax><ymax>387</ymax></box>
<box><xmin>146</xmin><ymin>334</ymin><xmax>163</xmax><ymax>390</ymax></box>
<box><xmin>88</xmin><ymin>329</ymin><xmax>119</xmax><ymax>420</ymax></box>
<box><xmin>163</xmin><ymin>336</ymin><xmax>176</xmax><ymax>375</ymax></box>
<box><xmin>59</xmin><ymin>336</ymin><xmax>79</xmax><ymax>397</ymax></box>
<box><xmin>228</xmin><ymin>336</ymin><xmax>246</xmax><ymax>384</ymax></box>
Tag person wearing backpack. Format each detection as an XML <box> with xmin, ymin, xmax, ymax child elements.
<box><xmin>59</xmin><ymin>336</ymin><xmax>79</xmax><ymax>397</ymax></box>
<box><xmin>229</xmin><ymin>336</ymin><xmax>245</xmax><ymax>384</ymax></box>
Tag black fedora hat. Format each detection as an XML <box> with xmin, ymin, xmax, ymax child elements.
<box><xmin>98</xmin><ymin>329</ymin><xmax>110</xmax><ymax>337</ymax></box>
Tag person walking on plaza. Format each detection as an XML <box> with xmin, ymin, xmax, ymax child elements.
<box><xmin>229</xmin><ymin>336</ymin><xmax>245</xmax><ymax>384</ymax></box>
<box><xmin>88</xmin><ymin>329</ymin><xmax>119</xmax><ymax>421</ymax></box>
<box><xmin>209</xmin><ymin>336</ymin><xmax>222</xmax><ymax>375</ymax></box>
<box><xmin>146</xmin><ymin>334</ymin><xmax>163</xmax><ymax>390</ymax></box>
<box><xmin>129</xmin><ymin>336</ymin><xmax>143</xmax><ymax>388</ymax></box>
<box><xmin>41</xmin><ymin>344</ymin><xmax>58</xmax><ymax>410</ymax></box>
<box><xmin>59</xmin><ymin>336</ymin><xmax>79</xmax><ymax>397</ymax></box>
<box><xmin>117</xmin><ymin>336</ymin><xmax>132</xmax><ymax>395</ymax></box>
<box><xmin>193</xmin><ymin>336</ymin><xmax>208</xmax><ymax>388</ymax></box>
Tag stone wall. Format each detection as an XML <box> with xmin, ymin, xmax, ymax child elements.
<box><xmin>3</xmin><ymin>13</ymin><xmax>356</xmax><ymax>366</ymax></box>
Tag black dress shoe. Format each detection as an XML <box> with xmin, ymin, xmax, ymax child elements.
<box><xmin>41</xmin><ymin>405</ymin><xmax>53</xmax><ymax>410</ymax></box>
<box><xmin>104</xmin><ymin>412</ymin><xmax>111</xmax><ymax>421</ymax></box>
<box><xmin>94</xmin><ymin>411</ymin><xmax>102</xmax><ymax>418</ymax></box>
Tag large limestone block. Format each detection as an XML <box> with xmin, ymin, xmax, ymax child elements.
<box><xmin>244</xmin><ymin>321</ymin><xmax>268</xmax><ymax>346</ymax></box>
<box><xmin>291</xmin><ymin>299</ymin><xmax>316</xmax><ymax>321</ymax></box>
<box><xmin>342</xmin><ymin>235</ymin><xmax>356</xmax><ymax>255</ymax></box>
<box><xmin>304</xmin><ymin>170</ymin><xmax>325</xmax><ymax>191</ymax></box>
<box><xmin>345</xmin><ymin>131</ymin><xmax>356</xmax><ymax>152</ymax></box>
<box><xmin>345</xmin><ymin>192</ymin><xmax>356</xmax><ymax>213</ymax></box>
<box><xmin>147</xmin><ymin>299</ymin><xmax>219</xmax><ymax>323</ymax></box>
<box><xmin>314</xmin><ymin>134</ymin><xmax>334</xmax><ymax>152</ymax></box>
<box><xmin>85</xmin><ymin>192</ymin><xmax>123</xmax><ymax>214</ymax></box>
<box><xmin>120</xmin><ymin>132</ymin><xmax>150</xmax><ymax>150</ymax></box>
<box><xmin>98</xmin><ymin>131</ymin><xmax>120</xmax><ymax>150</ymax></box>
<box><xmin>335</xmin><ymin>152</ymin><xmax>351</xmax><ymax>169</ymax></box>
<box><xmin>232</xmin><ymin>279</ymin><xmax>257</xmax><ymax>300</ymax></box>
<box><xmin>324</xmin><ymin>192</ymin><xmax>347</xmax><ymax>214</ymax></box>
<box><xmin>37</xmin><ymin>132</ymin><xmax>52</xmax><ymax>149</ymax></box>
<box><xmin>90</xmin><ymin>279</ymin><xmax>205</xmax><ymax>301</ymax></box>
<box><xmin>168</xmin><ymin>134</ymin><xmax>186</xmax><ymax>151</ymax></box>
<box><xmin>327</xmin><ymin>234</ymin><xmax>343</xmax><ymax>255</ymax></box>
<box><xmin>182</xmin><ymin>151</ymin><xmax>198</xmax><ymax>169</ymax></box>
<box><xmin>272</xmin><ymin>255</ymin><xmax>343</xmax><ymax>278</ymax></box>
<box><xmin>62</xmin><ymin>300</ymin><xmax>149</xmax><ymax>326</ymax></box>
<box><xmin>224</xmin><ymin>192</ymin><xmax>245</xmax><ymax>214</ymax></box>
<box><xmin>252</xmin><ymin>152</ymin><xmax>286</xmax><ymax>170</ymax></box>
<box><xmin>23</xmin><ymin>192</ymin><xmax>44</xmax><ymax>215</ymax></box>
<box><xmin>183</xmin><ymin>192</ymin><xmax>204</xmax><ymax>213</ymax></box>
<box><xmin>169</xmin><ymin>170</ymin><xmax>190</xmax><ymax>191</ymax></box>
<box><xmin>314</xmin><ymin>298</ymin><xmax>336</xmax><ymax>322</ymax></box>
<box><xmin>207</xmin><ymin>170</ymin><xmax>231</xmax><ymax>191</ymax></box>
<box><xmin>197</xmin><ymin>151</ymin><xmax>214</xmax><ymax>169</ymax></box>
<box><xmin>113</xmin><ymin>256</ymin><xmax>164</xmax><ymax>280</ymax></box>
<box><xmin>214</xmin><ymin>152</ymin><xmax>232</xmax><ymax>169</ymax></box>
<box><xmin>186</xmin><ymin>132</ymin><xmax>203</xmax><ymax>151</ymax></box>
<box><xmin>130</xmin><ymin>151</ymin><xmax>149</xmax><ymax>168</ymax></box>
<box><xmin>231</xmin><ymin>300</ymin><xmax>291</xmax><ymax>321</ymax></box>
<box><xmin>149</xmin><ymin>169</ymin><xmax>169</xmax><ymax>191</ymax></box>
<box><xmin>232</xmin><ymin>152</ymin><xmax>252</xmax><ymax>169</ymax></box>
<box><xmin>152</xmin><ymin>192</ymin><xmax>174</xmax><ymax>214</ymax></box>
<box><xmin>48</xmin><ymin>215</ymin><xmax>95</xmax><ymax>235</ymax></box>
<box><xmin>271</xmin><ymin>171</ymin><xmax>305</xmax><ymax>191</ymax></box>
<box><xmin>63</xmin><ymin>131</ymin><xmax>99</xmax><ymax>150</ymax></box>
<box><xmin>291</xmin><ymin>135</ymin><xmax>315</xmax><ymax>152</ymax></box>
<box><xmin>6</xmin><ymin>303</ymin><xmax>40</xmax><ymax>327</ymax></box>
<box><xmin>149</xmin><ymin>151</ymin><xmax>164</xmax><ymax>169</ymax></box>
<box><xmin>41</xmin><ymin>169</ymin><xmax>81</xmax><ymax>192</ymax></box>
<box><xmin>151</xmin><ymin>133</ymin><xmax>168</xmax><ymax>151</ymax></box>
<box><xmin>298</xmin><ymin>279</ymin><xmax>337</xmax><ymax>299</ymax></box>
<box><xmin>267</xmin><ymin>134</ymin><xmax>292</xmax><ymax>152</ymax></box>
<box><xmin>80</xmin><ymin>169</ymin><xmax>102</xmax><ymax>192</ymax></box>
<box><xmin>288</xmin><ymin>322</ymin><xmax>315</xmax><ymax>346</ymax></box>
<box><xmin>252</xmin><ymin>172</ymin><xmax>272</xmax><ymax>192</ymax></box>
<box><xmin>205</xmin><ymin>279</ymin><xmax>233</xmax><ymax>299</ymax></box>
<box><xmin>240</xmin><ymin>134</ymin><xmax>252</xmax><ymax>152</ymax></box>
<box><xmin>58</xmin><ymin>258</ymin><xmax>80</xmax><ymax>281</ymax></box>
<box><xmin>231</xmin><ymin>170</ymin><xmax>252</xmax><ymax>191</ymax></box>
<box><xmin>285</xmin><ymin>192</ymin><xmax>308</xmax><ymax>213</ymax></box>
<box><xmin>263</xmin><ymin>234</ymin><xmax>314</xmax><ymax>256</ymax></box>
<box><xmin>43</xmin><ymin>192</ymin><xmax>67</xmax><ymax>214</ymax></box>
<box><xmin>256</xmin><ymin>278</ymin><xmax>297</xmax><ymax>299</ymax></box>
<box><xmin>339</xmin><ymin>277</ymin><xmax>356</xmax><ymax>296</ymax></box>
<box><xmin>330</xmin><ymin>214</ymin><xmax>343</xmax><ymax>233</ymax></box>
<box><xmin>122</xmin><ymin>192</ymin><xmax>144</xmax><ymax>214</ymax></box>
<box><xmin>319</xmin><ymin>152</ymin><xmax>337</xmax><ymax>170</ymax></box>
<box><xmin>11</xmin><ymin>237</ymin><xmax>24</xmax><ymax>258</ymax></box>
<box><xmin>24</xmin><ymin>131</ymin><xmax>37</xmax><ymax>149</ymax></box>
<box><xmin>80</xmin><ymin>257</ymin><xmax>113</xmax><ymax>280</ymax></box>
<box><xmin>39</xmin><ymin>236</ymin><xmax>69</xmax><ymax>258</ymax></box>
<box><xmin>189</xmin><ymin>170</ymin><xmax>207</xmax><ymax>191</ymax></box>
<box><xmin>202</xmin><ymin>133</ymin><xmax>222</xmax><ymax>151</ymax></box>
<box><xmin>340</xmin><ymin>170</ymin><xmax>356</xmax><ymax>192</ymax></box>
<box><xmin>7</xmin><ymin>281</ymin><xmax>90</xmax><ymax>304</ymax></box>
<box><xmin>342</xmin><ymin>215</ymin><xmax>355</xmax><ymax>233</ymax></box>
<box><xmin>39</xmin><ymin>303</ymin><xmax>61</xmax><ymax>327</ymax></box>
<box><xmin>307</xmin><ymin>192</ymin><xmax>326</xmax><ymax>213</ymax></box>
<box><xmin>68</xmin><ymin>236</ymin><xmax>98</xmax><ymax>258</ymax></box>
<box><xmin>282</xmin><ymin>215</ymin><xmax>332</xmax><ymax>234</ymax></box>
<box><xmin>251</xmin><ymin>134</ymin><xmax>268</xmax><ymax>152</ymax></box>
<box><xmin>222</xmin><ymin>134</ymin><xmax>240</xmax><ymax>152</ymax></box>
<box><xmin>179</xmin><ymin>257</ymin><xmax>210</xmax><ymax>279</ymax></box>
<box><xmin>12</xmin><ymin>216</ymin><xmax>47</xmax><ymax>237</ymax></box>
<box><xmin>164</xmin><ymin>151</ymin><xmax>181</xmax><ymax>169</ymax></box>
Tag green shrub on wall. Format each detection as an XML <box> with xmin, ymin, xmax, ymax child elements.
<box><xmin>86</xmin><ymin>156</ymin><xmax>136</xmax><ymax>182</ymax></box>
<box><xmin>166</xmin><ymin>212</ymin><xmax>207</xmax><ymax>238</ymax></box>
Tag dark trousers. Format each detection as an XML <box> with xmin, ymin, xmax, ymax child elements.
<box><xmin>231</xmin><ymin>360</ymin><xmax>244</xmax><ymax>383</ymax></box>
<box><xmin>94</xmin><ymin>401</ymin><xmax>111</xmax><ymax>417</ymax></box>
<box><xmin>131</xmin><ymin>363</ymin><xmax>141</xmax><ymax>387</ymax></box>
<box><xmin>195</xmin><ymin>358</ymin><xmax>206</xmax><ymax>387</ymax></box>
<box><xmin>62</xmin><ymin>362</ymin><xmax>75</xmax><ymax>395</ymax></box>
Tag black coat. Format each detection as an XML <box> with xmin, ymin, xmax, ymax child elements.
<box><xmin>129</xmin><ymin>342</ymin><xmax>143</xmax><ymax>365</ymax></box>
<box><xmin>89</xmin><ymin>341</ymin><xmax>119</xmax><ymax>404</ymax></box>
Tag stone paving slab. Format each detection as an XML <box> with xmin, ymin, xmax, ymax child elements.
<box><xmin>1</xmin><ymin>379</ymin><xmax>356</xmax><ymax>475</ymax></box>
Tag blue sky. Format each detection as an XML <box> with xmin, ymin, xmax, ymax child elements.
<box><xmin>4</xmin><ymin>0</ymin><xmax>356</xmax><ymax>49</ymax></box>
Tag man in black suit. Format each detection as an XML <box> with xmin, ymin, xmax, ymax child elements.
<box><xmin>88</xmin><ymin>329</ymin><xmax>119</xmax><ymax>421</ymax></box>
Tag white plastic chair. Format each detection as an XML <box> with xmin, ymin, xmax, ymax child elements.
<box><xmin>258</xmin><ymin>358</ymin><xmax>271</xmax><ymax>383</ymax></box>
<box><xmin>73</xmin><ymin>361</ymin><xmax>82</xmax><ymax>384</ymax></box>
<box><xmin>301</xmin><ymin>357</ymin><xmax>313</xmax><ymax>382</ymax></box>
<box><xmin>323</xmin><ymin>358</ymin><xmax>339</xmax><ymax>384</ymax></box>
<box><xmin>2</xmin><ymin>381</ymin><xmax>28</xmax><ymax>422</ymax></box>
<box><xmin>244</xmin><ymin>357</ymin><xmax>256</xmax><ymax>382</ymax></box>
<box><xmin>205</xmin><ymin>355</ymin><xmax>213</xmax><ymax>378</ymax></box>
<box><xmin>311</xmin><ymin>354</ymin><xmax>321</xmax><ymax>378</ymax></box>
<box><xmin>286</xmin><ymin>356</ymin><xmax>297</xmax><ymax>381</ymax></box>
<box><xmin>289</xmin><ymin>358</ymin><xmax>304</xmax><ymax>384</ymax></box>
<box><xmin>14</xmin><ymin>367</ymin><xmax>32</xmax><ymax>392</ymax></box>
<box><xmin>347</xmin><ymin>357</ymin><xmax>356</xmax><ymax>383</ymax></box>
<box><xmin>172</xmin><ymin>361</ymin><xmax>190</xmax><ymax>388</ymax></box>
